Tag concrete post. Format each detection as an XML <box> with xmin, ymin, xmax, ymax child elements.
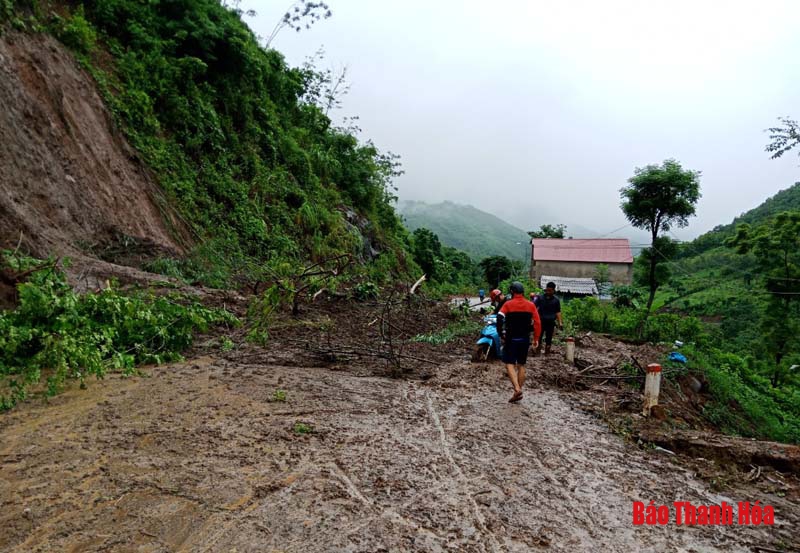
<box><xmin>565</xmin><ymin>337</ymin><xmax>575</xmax><ymax>363</ymax></box>
<box><xmin>642</xmin><ymin>363</ymin><xmax>662</xmax><ymax>417</ymax></box>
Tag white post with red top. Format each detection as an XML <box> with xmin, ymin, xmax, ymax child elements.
<box><xmin>642</xmin><ymin>363</ymin><xmax>662</xmax><ymax>417</ymax></box>
<box><xmin>565</xmin><ymin>337</ymin><xmax>575</xmax><ymax>363</ymax></box>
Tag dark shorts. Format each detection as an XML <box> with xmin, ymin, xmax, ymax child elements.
<box><xmin>502</xmin><ymin>339</ymin><xmax>530</xmax><ymax>365</ymax></box>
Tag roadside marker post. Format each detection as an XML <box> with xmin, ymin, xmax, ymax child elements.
<box><xmin>642</xmin><ymin>363</ymin><xmax>662</xmax><ymax>416</ymax></box>
<box><xmin>565</xmin><ymin>337</ymin><xmax>575</xmax><ymax>363</ymax></box>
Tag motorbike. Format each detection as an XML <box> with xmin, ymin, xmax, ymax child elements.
<box><xmin>472</xmin><ymin>314</ymin><xmax>502</xmax><ymax>362</ymax></box>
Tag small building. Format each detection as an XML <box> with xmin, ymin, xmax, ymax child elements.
<box><xmin>530</xmin><ymin>238</ymin><xmax>633</xmax><ymax>285</ymax></box>
<box><xmin>539</xmin><ymin>275</ymin><xmax>598</xmax><ymax>297</ymax></box>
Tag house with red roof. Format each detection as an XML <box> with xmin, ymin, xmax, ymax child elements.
<box><xmin>529</xmin><ymin>238</ymin><xmax>634</xmax><ymax>286</ymax></box>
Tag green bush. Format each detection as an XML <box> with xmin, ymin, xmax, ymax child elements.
<box><xmin>0</xmin><ymin>253</ymin><xmax>236</xmax><ymax>410</ymax></box>
<box><xmin>352</xmin><ymin>281</ymin><xmax>379</xmax><ymax>300</ymax></box>
<box><xmin>52</xmin><ymin>6</ymin><xmax>96</xmax><ymax>54</ymax></box>
<box><xmin>684</xmin><ymin>345</ymin><xmax>800</xmax><ymax>443</ymax></box>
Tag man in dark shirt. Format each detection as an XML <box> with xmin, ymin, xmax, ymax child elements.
<box><xmin>497</xmin><ymin>282</ymin><xmax>541</xmax><ymax>403</ymax></box>
<box><xmin>534</xmin><ymin>281</ymin><xmax>562</xmax><ymax>355</ymax></box>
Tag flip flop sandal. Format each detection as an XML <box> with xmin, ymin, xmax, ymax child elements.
<box><xmin>509</xmin><ymin>391</ymin><xmax>523</xmax><ymax>403</ymax></box>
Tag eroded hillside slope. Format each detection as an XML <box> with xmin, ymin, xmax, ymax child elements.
<box><xmin>0</xmin><ymin>31</ymin><xmax>185</xmax><ymax>260</ymax></box>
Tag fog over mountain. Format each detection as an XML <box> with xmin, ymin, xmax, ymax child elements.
<box><xmin>243</xmin><ymin>1</ymin><xmax>800</xmax><ymax>240</ymax></box>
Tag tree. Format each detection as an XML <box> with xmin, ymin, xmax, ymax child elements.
<box><xmin>299</xmin><ymin>48</ymin><xmax>350</xmax><ymax>117</ymax></box>
<box><xmin>410</xmin><ymin>228</ymin><xmax>442</xmax><ymax>280</ymax></box>
<box><xmin>610</xmin><ymin>285</ymin><xmax>642</xmax><ymax>308</ymax></box>
<box><xmin>442</xmin><ymin>247</ymin><xmax>481</xmax><ymax>288</ymax></box>
<box><xmin>265</xmin><ymin>1</ymin><xmax>332</xmax><ymax>47</ymax></box>
<box><xmin>633</xmin><ymin>236</ymin><xmax>678</xmax><ymax>292</ymax></box>
<box><xmin>593</xmin><ymin>263</ymin><xmax>610</xmax><ymax>286</ymax></box>
<box><xmin>620</xmin><ymin>159</ymin><xmax>701</xmax><ymax>311</ymax></box>
<box><xmin>726</xmin><ymin>211</ymin><xmax>800</xmax><ymax>386</ymax></box>
<box><xmin>528</xmin><ymin>224</ymin><xmax>566</xmax><ymax>239</ymax></box>
<box><xmin>409</xmin><ymin>229</ymin><xmax>480</xmax><ymax>286</ymax></box>
<box><xmin>479</xmin><ymin>255</ymin><xmax>514</xmax><ymax>288</ymax></box>
<box><xmin>766</xmin><ymin>117</ymin><xmax>800</xmax><ymax>160</ymax></box>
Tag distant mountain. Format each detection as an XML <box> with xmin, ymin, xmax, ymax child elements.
<box><xmin>397</xmin><ymin>200</ymin><xmax>648</xmax><ymax>260</ymax></box>
<box><xmin>680</xmin><ymin>182</ymin><xmax>800</xmax><ymax>258</ymax></box>
<box><xmin>397</xmin><ymin>201</ymin><xmax>530</xmax><ymax>261</ymax></box>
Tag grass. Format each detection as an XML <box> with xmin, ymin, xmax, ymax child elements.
<box><xmin>293</xmin><ymin>421</ymin><xmax>313</xmax><ymax>434</ymax></box>
<box><xmin>412</xmin><ymin>319</ymin><xmax>483</xmax><ymax>345</ymax></box>
<box><xmin>272</xmin><ymin>389</ymin><xmax>287</xmax><ymax>403</ymax></box>
<box><xmin>220</xmin><ymin>337</ymin><xmax>235</xmax><ymax>351</ymax></box>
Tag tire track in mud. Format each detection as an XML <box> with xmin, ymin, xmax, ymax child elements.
<box><xmin>0</xmin><ymin>357</ymin><xmax>797</xmax><ymax>552</ymax></box>
<box><xmin>426</xmin><ymin>392</ymin><xmax>503</xmax><ymax>553</ymax></box>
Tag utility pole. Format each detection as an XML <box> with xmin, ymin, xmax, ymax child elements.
<box><xmin>516</xmin><ymin>241</ymin><xmax>530</xmax><ymax>280</ymax></box>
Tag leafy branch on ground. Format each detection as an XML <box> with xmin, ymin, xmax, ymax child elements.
<box><xmin>0</xmin><ymin>251</ymin><xmax>237</xmax><ymax>410</ymax></box>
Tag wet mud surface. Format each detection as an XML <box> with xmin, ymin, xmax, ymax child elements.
<box><xmin>2</xmin><ymin>352</ymin><xmax>798</xmax><ymax>552</ymax></box>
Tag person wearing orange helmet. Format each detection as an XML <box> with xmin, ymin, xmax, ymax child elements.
<box><xmin>489</xmin><ymin>288</ymin><xmax>507</xmax><ymax>315</ymax></box>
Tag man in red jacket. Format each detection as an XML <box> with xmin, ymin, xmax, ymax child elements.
<box><xmin>497</xmin><ymin>281</ymin><xmax>541</xmax><ymax>403</ymax></box>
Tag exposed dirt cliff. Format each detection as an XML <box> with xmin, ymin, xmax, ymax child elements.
<box><xmin>0</xmin><ymin>31</ymin><xmax>185</xmax><ymax>264</ymax></box>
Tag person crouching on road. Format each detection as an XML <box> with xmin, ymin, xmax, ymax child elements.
<box><xmin>534</xmin><ymin>281</ymin><xmax>562</xmax><ymax>355</ymax></box>
<box><xmin>497</xmin><ymin>281</ymin><xmax>541</xmax><ymax>403</ymax></box>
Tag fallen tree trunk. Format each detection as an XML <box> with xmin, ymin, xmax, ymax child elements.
<box><xmin>636</xmin><ymin>429</ymin><xmax>800</xmax><ymax>474</ymax></box>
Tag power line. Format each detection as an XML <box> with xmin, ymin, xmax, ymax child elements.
<box><xmin>596</xmin><ymin>222</ymin><xmax>633</xmax><ymax>239</ymax></box>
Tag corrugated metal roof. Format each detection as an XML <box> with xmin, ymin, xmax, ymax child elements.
<box><xmin>531</xmin><ymin>238</ymin><xmax>633</xmax><ymax>263</ymax></box>
<box><xmin>541</xmin><ymin>275</ymin><xmax>598</xmax><ymax>295</ymax></box>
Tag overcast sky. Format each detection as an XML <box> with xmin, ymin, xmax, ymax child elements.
<box><xmin>242</xmin><ymin>0</ymin><xmax>800</xmax><ymax>240</ymax></box>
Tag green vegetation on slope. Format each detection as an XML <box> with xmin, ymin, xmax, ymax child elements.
<box><xmin>398</xmin><ymin>200</ymin><xmax>530</xmax><ymax>261</ymax></box>
<box><xmin>553</xmin><ymin>179</ymin><xmax>800</xmax><ymax>444</ymax></box>
<box><xmin>0</xmin><ymin>0</ymin><xmax>431</xmax><ymax>406</ymax></box>
<box><xmin>679</xmin><ymin>182</ymin><xmax>800</xmax><ymax>258</ymax></box>
<box><xmin>622</xmin><ymin>183</ymin><xmax>800</xmax><ymax>443</ymax></box>
<box><xmin>12</xmin><ymin>0</ymin><xmax>415</xmax><ymax>286</ymax></box>
<box><xmin>664</xmin><ymin>184</ymin><xmax>800</xmax><ymax>351</ymax></box>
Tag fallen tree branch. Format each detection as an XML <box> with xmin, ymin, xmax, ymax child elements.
<box><xmin>312</xmin><ymin>288</ymin><xmax>326</xmax><ymax>301</ymax></box>
<box><xmin>409</xmin><ymin>274</ymin><xmax>426</xmax><ymax>295</ymax></box>
<box><xmin>575</xmin><ymin>373</ymin><xmax>645</xmax><ymax>380</ymax></box>
<box><xmin>575</xmin><ymin>368</ymin><xmax>686</xmax><ymax>380</ymax></box>
<box><xmin>576</xmin><ymin>364</ymin><xmax>596</xmax><ymax>375</ymax></box>
<box><xmin>746</xmin><ymin>464</ymin><xmax>763</xmax><ymax>482</ymax></box>
<box><xmin>285</xmin><ymin>338</ymin><xmax>439</xmax><ymax>366</ymax></box>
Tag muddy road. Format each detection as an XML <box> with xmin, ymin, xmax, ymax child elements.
<box><xmin>1</xmin><ymin>353</ymin><xmax>798</xmax><ymax>552</ymax></box>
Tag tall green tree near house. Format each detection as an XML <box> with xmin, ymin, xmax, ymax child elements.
<box><xmin>633</xmin><ymin>236</ymin><xmax>678</xmax><ymax>293</ymax></box>
<box><xmin>527</xmin><ymin>224</ymin><xmax>566</xmax><ymax>239</ymax></box>
<box><xmin>726</xmin><ymin>211</ymin><xmax>800</xmax><ymax>387</ymax></box>
<box><xmin>620</xmin><ymin>159</ymin><xmax>701</xmax><ymax>312</ymax></box>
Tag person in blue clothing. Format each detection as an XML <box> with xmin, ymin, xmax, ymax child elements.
<box><xmin>534</xmin><ymin>282</ymin><xmax>563</xmax><ymax>355</ymax></box>
<box><xmin>478</xmin><ymin>289</ymin><xmax>485</xmax><ymax>302</ymax></box>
